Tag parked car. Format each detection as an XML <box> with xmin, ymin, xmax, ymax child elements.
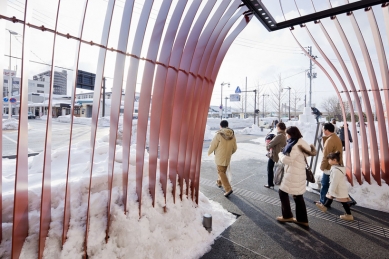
<box><xmin>28</xmin><ymin>112</ymin><xmax>36</xmax><ymax>119</ymax></box>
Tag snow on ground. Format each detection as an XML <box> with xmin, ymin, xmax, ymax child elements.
<box><xmin>0</xmin><ymin>136</ymin><xmax>235</xmax><ymax>258</ymax></box>
<box><xmin>2</xmin><ymin>118</ymin><xmax>19</xmax><ymax>130</ymax></box>
<box><xmin>2</xmin><ymin>114</ymin><xmax>389</xmax><ymax>258</ymax></box>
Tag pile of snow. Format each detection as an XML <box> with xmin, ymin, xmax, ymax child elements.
<box><xmin>0</xmin><ymin>136</ymin><xmax>235</xmax><ymax>258</ymax></box>
<box><xmin>235</xmin><ymin>124</ymin><xmax>271</xmax><ymax>136</ymax></box>
<box><xmin>2</xmin><ymin>118</ymin><xmax>19</xmax><ymax>130</ymax></box>
<box><xmin>206</xmin><ymin>117</ymin><xmax>253</xmax><ymax>130</ymax></box>
<box><xmin>203</xmin><ymin>125</ymin><xmax>214</xmax><ymax>141</ymax></box>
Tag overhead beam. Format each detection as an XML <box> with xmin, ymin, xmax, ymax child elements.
<box><xmin>242</xmin><ymin>0</ymin><xmax>388</xmax><ymax>31</ymax></box>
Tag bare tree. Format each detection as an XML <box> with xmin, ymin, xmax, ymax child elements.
<box><xmin>321</xmin><ymin>95</ymin><xmax>342</xmax><ymax>120</ymax></box>
<box><xmin>269</xmin><ymin>74</ymin><xmax>285</xmax><ymax>119</ymax></box>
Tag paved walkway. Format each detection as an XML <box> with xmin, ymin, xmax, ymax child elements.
<box><xmin>200</xmin><ymin>134</ymin><xmax>389</xmax><ymax>259</ymax></box>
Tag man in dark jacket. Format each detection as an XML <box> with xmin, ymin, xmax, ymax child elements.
<box><xmin>339</xmin><ymin>124</ymin><xmax>353</xmax><ymax>151</ymax></box>
<box><xmin>265</xmin><ymin>122</ymin><xmax>287</xmax><ymax>188</ymax></box>
<box><xmin>311</xmin><ymin>107</ymin><xmax>322</xmax><ymax>123</ymax></box>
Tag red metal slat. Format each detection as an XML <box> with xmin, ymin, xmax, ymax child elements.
<box><xmin>193</xmin><ymin>8</ymin><xmax>250</xmax><ymax>202</ymax></box>
<box><xmin>121</xmin><ymin>0</ymin><xmax>154</xmax><ymax>217</ymax></box>
<box><xmin>0</xmin><ymin>0</ymin><xmax>6</xmax><ymax>242</ymax></box>
<box><xmin>186</xmin><ymin>1</ymin><xmax>243</xmax><ymax>199</ymax></box>
<box><xmin>12</xmin><ymin>1</ymin><xmax>33</xmax><ymax>258</ymax></box>
<box><xmin>158</xmin><ymin>0</ymin><xmax>201</xmax><ymax>204</ymax></box>
<box><xmin>62</xmin><ymin>0</ymin><xmax>89</xmax><ymax>246</ymax></box>
<box><xmin>333</xmin><ymin>18</ymin><xmax>376</xmax><ymax>184</ymax></box>
<box><xmin>289</xmin><ymin>31</ymin><xmax>351</xmax><ymax>183</ymax></box>
<box><xmin>168</xmin><ymin>0</ymin><xmax>217</xmax><ymax>201</ymax></box>
<box><xmin>136</xmin><ymin>0</ymin><xmax>172</xmax><ymax>208</ymax></box>
<box><xmin>105</xmin><ymin>1</ymin><xmax>135</xmax><ymax>215</ymax></box>
<box><xmin>367</xmin><ymin>9</ymin><xmax>389</xmax><ymax>183</ymax></box>
<box><xmin>38</xmin><ymin>1</ymin><xmax>62</xmax><ymax>257</ymax></box>
<box><xmin>349</xmin><ymin>13</ymin><xmax>387</xmax><ymax>185</ymax></box>
<box><xmin>316</xmin><ymin>22</ymin><xmax>362</xmax><ymax>183</ymax></box>
<box><xmin>84</xmin><ymin>0</ymin><xmax>116</xmax><ymax>254</ymax></box>
<box><xmin>148</xmin><ymin>0</ymin><xmax>188</xmax><ymax>205</ymax></box>
<box><xmin>303</xmin><ymin>27</ymin><xmax>355</xmax><ymax>184</ymax></box>
<box><xmin>178</xmin><ymin>0</ymin><xmax>231</xmax><ymax>197</ymax></box>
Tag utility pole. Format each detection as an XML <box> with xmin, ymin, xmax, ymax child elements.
<box><xmin>307</xmin><ymin>46</ymin><xmax>317</xmax><ymax>108</ymax></box>
<box><xmin>224</xmin><ymin>97</ymin><xmax>229</xmax><ymax>119</ymax></box>
<box><xmin>220</xmin><ymin>82</ymin><xmax>230</xmax><ymax>120</ymax></box>
<box><xmin>244</xmin><ymin>77</ymin><xmax>247</xmax><ymax>118</ymax></box>
<box><xmin>262</xmin><ymin>94</ymin><xmax>269</xmax><ymax>118</ymax></box>
<box><xmin>308</xmin><ymin>46</ymin><xmax>312</xmax><ymax>108</ymax></box>
<box><xmin>102</xmin><ymin>77</ymin><xmax>106</xmax><ymax>117</ymax></box>
<box><xmin>253</xmin><ymin>89</ymin><xmax>257</xmax><ymax>125</ymax></box>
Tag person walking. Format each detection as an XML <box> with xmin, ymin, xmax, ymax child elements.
<box><xmin>208</xmin><ymin>120</ymin><xmax>237</xmax><ymax>197</ymax></box>
<box><xmin>315</xmin><ymin>123</ymin><xmax>343</xmax><ymax>209</ymax></box>
<box><xmin>316</xmin><ymin>151</ymin><xmax>354</xmax><ymax>221</ymax></box>
<box><xmin>338</xmin><ymin>123</ymin><xmax>353</xmax><ymax>151</ymax></box>
<box><xmin>265</xmin><ymin>122</ymin><xmax>287</xmax><ymax>189</ymax></box>
<box><xmin>276</xmin><ymin>126</ymin><xmax>317</xmax><ymax>227</ymax></box>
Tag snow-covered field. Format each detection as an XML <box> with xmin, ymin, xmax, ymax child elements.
<box><xmin>1</xmin><ymin>115</ymin><xmax>388</xmax><ymax>258</ymax></box>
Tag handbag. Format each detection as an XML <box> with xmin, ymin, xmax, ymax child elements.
<box><xmin>273</xmin><ymin>162</ymin><xmax>285</xmax><ymax>185</ymax></box>
<box><xmin>304</xmin><ymin>156</ymin><xmax>315</xmax><ymax>183</ymax></box>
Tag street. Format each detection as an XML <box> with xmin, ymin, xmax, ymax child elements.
<box><xmin>2</xmin><ymin>119</ymin><xmax>110</xmax><ymax>157</ymax></box>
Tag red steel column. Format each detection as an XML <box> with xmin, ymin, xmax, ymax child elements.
<box><xmin>367</xmin><ymin>8</ymin><xmax>389</xmax><ymax>183</ymax></box>
<box><xmin>38</xmin><ymin>1</ymin><xmax>62</xmax><ymax>258</ymax></box>
<box><xmin>0</xmin><ymin>0</ymin><xmax>6</xmax><ymax>242</ymax></box>
<box><xmin>332</xmin><ymin>17</ymin><xmax>376</xmax><ymax>184</ymax></box>
<box><xmin>121</xmin><ymin>0</ymin><xmax>154</xmax><ymax>217</ymax></box>
<box><xmin>349</xmin><ymin>11</ymin><xmax>387</xmax><ymax>185</ymax></box>
<box><xmin>12</xmin><ymin>1</ymin><xmax>33</xmax><ymax>258</ymax></box>
<box><xmin>136</xmin><ymin>0</ymin><xmax>172</xmax><ymax>208</ymax></box>
<box><xmin>178</xmin><ymin>0</ymin><xmax>233</xmax><ymax>197</ymax></box>
<box><xmin>148</xmin><ymin>0</ymin><xmax>188</xmax><ymax>204</ymax></box>
<box><xmin>303</xmin><ymin>26</ymin><xmax>355</xmax><ymax>184</ymax></box>
<box><xmin>196</xmin><ymin>14</ymin><xmax>252</xmax><ymax>202</ymax></box>
<box><xmin>168</xmin><ymin>0</ymin><xmax>217</xmax><ymax>201</ymax></box>
<box><xmin>84</xmin><ymin>0</ymin><xmax>116</xmax><ymax>254</ymax></box>
<box><xmin>316</xmin><ymin>20</ymin><xmax>366</xmax><ymax>184</ymax></box>
<box><xmin>188</xmin><ymin>3</ymin><xmax>245</xmax><ymax>199</ymax></box>
<box><xmin>194</xmin><ymin>9</ymin><xmax>250</xmax><ymax>202</ymax></box>
<box><xmin>158</xmin><ymin>0</ymin><xmax>201</xmax><ymax>204</ymax></box>
<box><xmin>62</xmin><ymin>0</ymin><xmax>88</xmax><ymax>245</ymax></box>
<box><xmin>106</xmin><ymin>1</ymin><xmax>134</xmax><ymax>215</ymax></box>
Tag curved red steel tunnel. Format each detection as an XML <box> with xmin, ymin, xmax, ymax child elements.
<box><xmin>0</xmin><ymin>1</ymin><xmax>388</xmax><ymax>258</ymax></box>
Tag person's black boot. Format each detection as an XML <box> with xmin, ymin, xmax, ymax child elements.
<box><xmin>324</xmin><ymin>199</ymin><xmax>333</xmax><ymax>208</ymax></box>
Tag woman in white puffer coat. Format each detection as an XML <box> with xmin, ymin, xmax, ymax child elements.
<box><xmin>276</xmin><ymin>126</ymin><xmax>316</xmax><ymax>228</ymax></box>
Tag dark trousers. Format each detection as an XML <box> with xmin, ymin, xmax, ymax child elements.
<box><xmin>341</xmin><ymin>140</ymin><xmax>345</xmax><ymax>150</ymax></box>
<box><xmin>267</xmin><ymin>158</ymin><xmax>275</xmax><ymax>186</ymax></box>
<box><xmin>324</xmin><ymin>199</ymin><xmax>352</xmax><ymax>215</ymax></box>
<box><xmin>279</xmin><ymin>189</ymin><xmax>308</xmax><ymax>223</ymax></box>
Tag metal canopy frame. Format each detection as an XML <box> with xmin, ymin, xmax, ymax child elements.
<box><xmin>242</xmin><ymin>0</ymin><xmax>388</xmax><ymax>31</ymax></box>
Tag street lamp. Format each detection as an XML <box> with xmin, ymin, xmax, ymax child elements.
<box><xmin>220</xmin><ymin>82</ymin><xmax>230</xmax><ymax>120</ymax></box>
<box><xmin>262</xmin><ymin>94</ymin><xmax>269</xmax><ymax>118</ymax></box>
<box><xmin>6</xmin><ymin>29</ymin><xmax>18</xmax><ymax>119</ymax></box>
<box><xmin>224</xmin><ymin>96</ymin><xmax>229</xmax><ymax>119</ymax></box>
<box><xmin>283</xmin><ymin>87</ymin><xmax>291</xmax><ymax>120</ymax></box>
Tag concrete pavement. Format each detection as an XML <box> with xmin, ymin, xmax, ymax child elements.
<box><xmin>200</xmin><ymin>134</ymin><xmax>389</xmax><ymax>259</ymax></box>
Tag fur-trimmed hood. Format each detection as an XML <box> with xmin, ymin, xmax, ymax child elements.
<box><xmin>297</xmin><ymin>144</ymin><xmax>317</xmax><ymax>157</ymax></box>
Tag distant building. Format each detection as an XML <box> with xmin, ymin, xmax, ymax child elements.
<box><xmin>33</xmin><ymin>70</ymin><xmax>67</xmax><ymax>95</ymax></box>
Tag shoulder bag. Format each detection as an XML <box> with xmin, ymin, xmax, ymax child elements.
<box><xmin>304</xmin><ymin>156</ymin><xmax>315</xmax><ymax>183</ymax></box>
<box><xmin>273</xmin><ymin>162</ymin><xmax>285</xmax><ymax>185</ymax></box>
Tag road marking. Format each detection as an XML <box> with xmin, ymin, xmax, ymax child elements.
<box><xmin>2</xmin><ymin>134</ymin><xmax>36</xmax><ymax>153</ymax></box>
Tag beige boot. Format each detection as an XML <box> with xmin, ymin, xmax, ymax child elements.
<box><xmin>340</xmin><ymin>214</ymin><xmax>354</xmax><ymax>221</ymax></box>
<box><xmin>316</xmin><ymin>203</ymin><xmax>327</xmax><ymax>212</ymax></box>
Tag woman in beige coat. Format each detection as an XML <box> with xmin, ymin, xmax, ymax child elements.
<box><xmin>277</xmin><ymin>126</ymin><xmax>316</xmax><ymax>227</ymax></box>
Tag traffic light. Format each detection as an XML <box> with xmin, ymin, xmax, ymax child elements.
<box><xmin>255</xmin><ymin>109</ymin><xmax>259</xmax><ymax>114</ymax></box>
